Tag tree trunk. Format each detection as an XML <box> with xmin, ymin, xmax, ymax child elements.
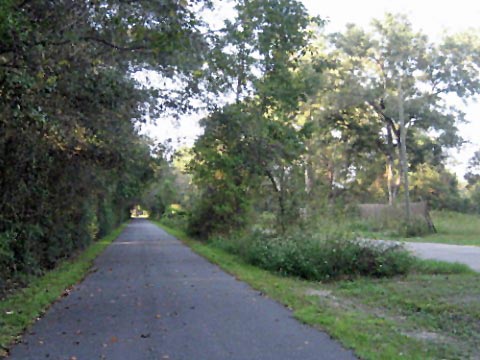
<box><xmin>397</xmin><ymin>78</ymin><xmax>411</xmax><ymax>223</ymax></box>
<box><xmin>386</xmin><ymin>123</ymin><xmax>395</xmax><ymax>205</ymax></box>
<box><xmin>235</xmin><ymin>46</ymin><xmax>246</xmax><ymax>102</ymax></box>
<box><xmin>266</xmin><ymin>169</ymin><xmax>286</xmax><ymax>233</ymax></box>
<box><xmin>327</xmin><ymin>160</ymin><xmax>335</xmax><ymax>203</ymax></box>
<box><xmin>304</xmin><ymin>153</ymin><xmax>313</xmax><ymax>195</ymax></box>
<box><xmin>279</xmin><ymin>188</ymin><xmax>286</xmax><ymax>232</ymax></box>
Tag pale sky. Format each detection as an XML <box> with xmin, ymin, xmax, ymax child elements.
<box><xmin>142</xmin><ymin>0</ymin><xmax>480</xmax><ymax>178</ymax></box>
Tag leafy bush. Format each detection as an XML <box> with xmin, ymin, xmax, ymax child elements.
<box><xmin>97</xmin><ymin>200</ymin><xmax>117</xmax><ymax>238</ymax></box>
<box><xmin>160</xmin><ymin>207</ymin><xmax>190</xmax><ymax>230</ymax></box>
<box><xmin>188</xmin><ymin>186</ymin><xmax>251</xmax><ymax>238</ymax></box>
<box><xmin>0</xmin><ymin>231</ymin><xmax>16</xmax><ymax>282</ymax></box>
<box><xmin>398</xmin><ymin>218</ymin><xmax>431</xmax><ymax>237</ymax></box>
<box><xmin>410</xmin><ymin>164</ymin><xmax>465</xmax><ymax>211</ymax></box>
<box><xmin>210</xmin><ymin>230</ymin><xmax>414</xmax><ymax>281</ymax></box>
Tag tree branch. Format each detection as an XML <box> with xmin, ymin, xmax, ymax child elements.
<box><xmin>367</xmin><ymin>100</ymin><xmax>400</xmax><ymax>138</ymax></box>
<box><xmin>82</xmin><ymin>36</ymin><xmax>150</xmax><ymax>52</ymax></box>
<box><xmin>265</xmin><ymin>169</ymin><xmax>280</xmax><ymax>193</ymax></box>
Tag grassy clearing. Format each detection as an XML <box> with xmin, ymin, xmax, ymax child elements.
<box><xmin>357</xmin><ymin>210</ymin><xmax>480</xmax><ymax>246</ymax></box>
<box><xmin>0</xmin><ymin>224</ymin><xmax>126</xmax><ymax>357</ymax></box>
<box><xmin>397</xmin><ymin>211</ymin><xmax>480</xmax><ymax>246</ymax></box>
<box><xmin>157</xmin><ymin>222</ymin><xmax>480</xmax><ymax>360</ymax></box>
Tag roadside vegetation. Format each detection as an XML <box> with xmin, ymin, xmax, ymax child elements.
<box><xmin>0</xmin><ymin>225</ymin><xmax>125</xmax><ymax>357</ymax></box>
<box><xmin>4</xmin><ymin>0</ymin><xmax>480</xmax><ymax>290</ymax></box>
<box><xmin>143</xmin><ymin>2</ymin><xmax>480</xmax><ymax>257</ymax></box>
<box><xmin>3</xmin><ymin>1</ymin><xmax>480</xmax><ymax>359</ymax></box>
<box><xmin>158</xmin><ymin>223</ymin><xmax>479</xmax><ymax>360</ymax></box>
<box><xmin>208</xmin><ymin>228</ymin><xmax>414</xmax><ymax>281</ymax></box>
<box><xmin>0</xmin><ymin>0</ymin><xmax>201</xmax><ymax>294</ymax></box>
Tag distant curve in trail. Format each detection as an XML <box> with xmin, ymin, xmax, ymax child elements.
<box><xmin>8</xmin><ymin>219</ymin><xmax>356</xmax><ymax>360</ymax></box>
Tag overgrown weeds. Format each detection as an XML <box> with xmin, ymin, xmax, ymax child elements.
<box><xmin>345</xmin><ymin>216</ymin><xmax>431</xmax><ymax>238</ymax></box>
<box><xmin>162</xmin><ymin>208</ymin><xmax>472</xmax><ymax>281</ymax></box>
<box><xmin>210</xmin><ymin>229</ymin><xmax>414</xmax><ymax>281</ymax></box>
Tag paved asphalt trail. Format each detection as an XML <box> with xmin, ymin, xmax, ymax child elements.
<box><xmin>8</xmin><ymin>220</ymin><xmax>356</xmax><ymax>360</ymax></box>
<box><xmin>404</xmin><ymin>242</ymin><xmax>480</xmax><ymax>272</ymax></box>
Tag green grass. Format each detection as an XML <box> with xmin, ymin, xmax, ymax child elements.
<box><xmin>156</xmin><ymin>221</ymin><xmax>480</xmax><ymax>360</ymax></box>
<box><xmin>0</xmin><ymin>224</ymin><xmax>126</xmax><ymax>357</ymax></box>
<box><xmin>411</xmin><ymin>259</ymin><xmax>475</xmax><ymax>274</ymax></box>
<box><xmin>361</xmin><ymin>210</ymin><xmax>480</xmax><ymax>246</ymax></box>
<box><xmin>397</xmin><ymin>211</ymin><xmax>480</xmax><ymax>246</ymax></box>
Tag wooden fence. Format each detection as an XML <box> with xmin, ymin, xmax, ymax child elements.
<box><xmin>357</xmin><ymin>201</ymin><xmax>436</xmax><ymax>232</ymax></box>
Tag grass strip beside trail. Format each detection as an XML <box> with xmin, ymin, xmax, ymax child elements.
<box><xmin>156</xmin><ymin>222</ymin><xmax>480</xmax><ymax>360</ymax></box>
<box><xmin>0</xmin><ymin>224</ymin><xmax>127</xmax><ymax>356</ymax></box>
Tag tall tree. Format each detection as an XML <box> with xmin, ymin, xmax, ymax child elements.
<box><xmin>189</xmin><ymin>0</ymin><xmax>320</xmax><ymax>235</ymax></box>
<box><xmin>307</xmin><ymin>14</ymin><xmax>480</xmax><ymax>216</ymax></box>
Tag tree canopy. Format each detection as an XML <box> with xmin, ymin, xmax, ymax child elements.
<box><xmin>0</xmin><ymin>0</ymin><xmax>213</xmax><ymax>288</ymax></box>
<box><xmin>300</xmin><ymin>14</ymin><xmax>480</xmax><ymax>208</ymax></box>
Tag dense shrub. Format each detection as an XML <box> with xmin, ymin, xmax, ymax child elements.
<box><xmin>0</xmin><ymin>231</ymin><xmax>16</xmax><ymax>282</ymax></box>
<box><xmin>97</xmin><ymin>199</ymin><xmax>117</xmax><ymax>238</ymax></box>
<box><xmin>210</xmin><ymin>230</ymin><xmax>414</xmax><ymax>281</ymax></box>
<box><xmin>160</xmin><ymin>205</ymin><xmax>190</xmax><ymax>230</ymax></box>
<box><xmin>398</xmin><ymin>218</ymin><xmax>432</xmax><ymax>237</ymax></box>
<box><xmin>188</xmin><ymin>186</ymin><xmax>251</xmax><ymax>238</ymax></box>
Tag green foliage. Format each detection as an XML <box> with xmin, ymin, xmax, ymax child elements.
<box><xmin>468</xmin><ymin>185</ymin><xmax>480</xmax><ymax>213</ymax></box>
<box><xmin>302</xmin><ymin>14</ymin><xmax>480</xmax><ymax>206</ymax></box>
<box><xmin>189</xmin><ymin>0</ymin><xmax>320</xmax><ymax>236</ymax></box>
<box><xmin>142</xmin><ymin>146</ymin><xmax>195</xmax><ymax>220</ymax></box>
<box><xmin>188</xmin><ymin>181</ymin><xmax>252</xmax><ymax>237</ymax></box>
<box><xmin>348</xmin><ymin>215</ymin><xmax>431</xmax><ymax>238</ymax></box>
<box><xmin>410</xmin><ymin>164</ymin><xmax>466</xmax><ymax>211</ymax></box>
<box><xmin>0</xmin><ymin>1</ymin><xmax>211</xmax><ymax>289</ymax></box>
<box><xmin>398</xmin><ymin>218</ymin><xmax>432</xmax><ymax>238</ymax></box>
<box><xmin>352</xmin><ymin>210</ymin><xmax>480</xmax><ymax>247</ymax></box>
<box><xmin>464</xmin><ymin>150</ymin><xmax>480</xmax><ymax>213</ymax></box>
<box><xmin>0</xmin><ymin>232</ymin><xmax>16</xmax><ymax>283</ymax></box>
<box><xmin>187</xmin><ymin>104</ymin><xmax>261</xmax><ymax>236</ymax></box>
<box><xmin>211</xmin><ymin>230</ymin><xmax>414</xmax><ymax>281</ymax></box>
<box><xmin>97</xmin><ymin>199</ymin><xmax>117</xmax><ymax>238</ymax></box>
<box><xmin>411</xmin><ymin>259</ymin><xmax>474</xmax><ymax>275</ymax></box>
<box><xmin>188</xmin><ymin>95</ymin><xmax>312</xmax><ymax>236</ymax></box>
<box><xmin>159</xmin><ymin>204</ymin><xmax>190</xmax><ymax>230</ymax></box>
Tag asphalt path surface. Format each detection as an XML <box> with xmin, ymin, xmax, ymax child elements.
<box><xmin>374</xmin><ymin>239</ymin><xmax>480</xmax><ymax>271</ymax></box>
<box><xmin>404</xmin><ymin>242</ymin><xmax>480</xmax><ymax>272</ymax></box>
<box><xmin>8</xmin><ymin>220</ymin><xmax>356</xmax><ymax>360</ymax></box>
